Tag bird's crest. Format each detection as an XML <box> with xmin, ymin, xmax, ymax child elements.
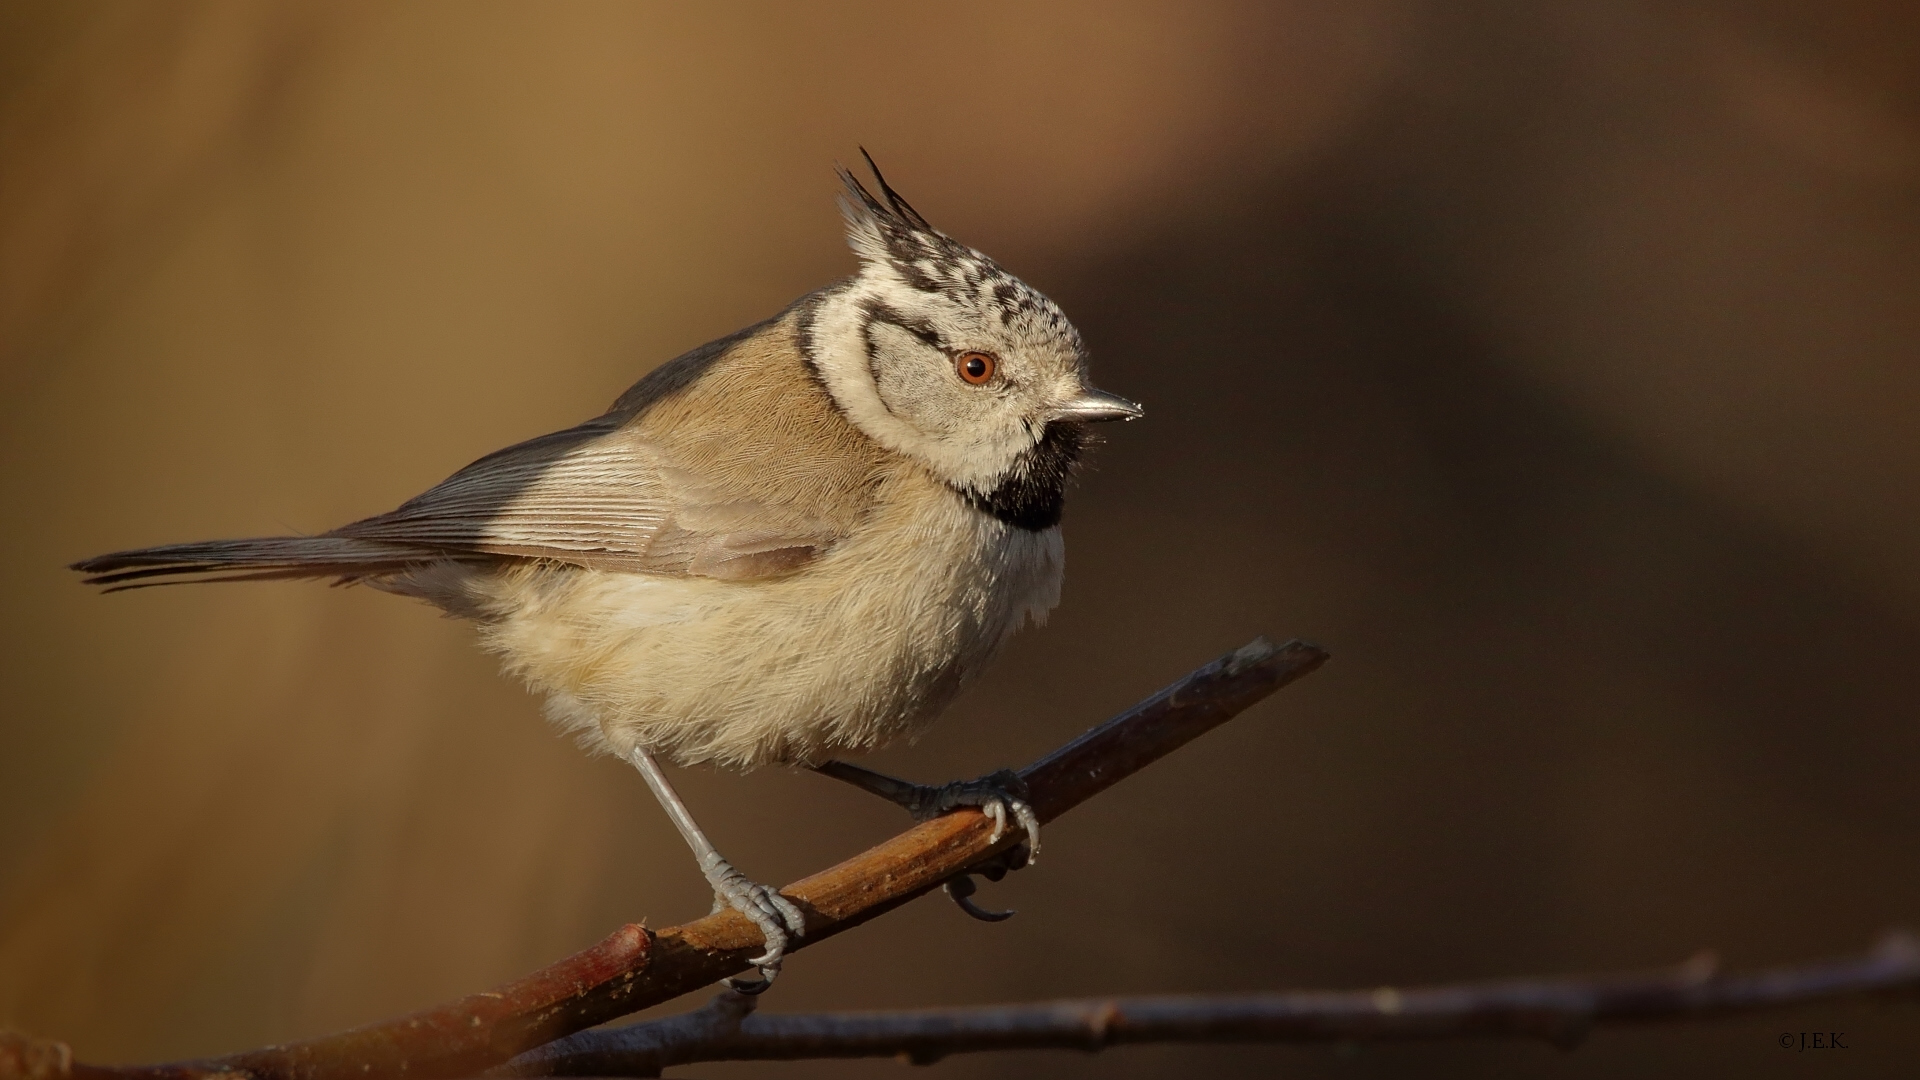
<box><xmin>837</xmin><ymin>150</ymin><xmax>976</xmax><ymax>291</ymax></box>
<box><xmin>835</xmin><ymin>151</ymin><xmax>1073</xmax><ymax>347</ymax></box>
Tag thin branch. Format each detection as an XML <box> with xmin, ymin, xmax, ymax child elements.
<box><xmin>28</xmin><ymin>637</ymin><xmax>1327</xmax><ymax>1080</ymax></box>
<box><xmin>499</xmin><ymin>931</ymin><xmax>1920</xmax><ymax>1075</ymax></box>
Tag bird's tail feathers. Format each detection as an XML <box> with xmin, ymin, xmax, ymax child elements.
<box><xmin>71</xmin><ymin>536</ymin><xmax>465</xmax><ymax>592</ymax></box>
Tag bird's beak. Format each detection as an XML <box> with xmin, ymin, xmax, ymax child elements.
<box><xmin>1053</xmin><ymin>388</ymin><xmax>1144</xmax><ymax>423</ymax></box>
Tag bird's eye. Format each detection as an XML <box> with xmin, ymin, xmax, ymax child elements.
<box><xmin>956</xmin><ymin>352</ymin><xmax>997</xmax><ymax>385</ymax></box>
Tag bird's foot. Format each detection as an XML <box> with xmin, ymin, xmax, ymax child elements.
<box><xmin>907</xmin><ymin>769</ymin><xmax>1041</xmax><ymax>861</ymax></box>
<box><xmin>702</xmin><ymin>857</ymin><xmax>806</xmax><ymax>994</ymax></box>
<box><xmin>813</xmin><ymin>761</ymin><xmax>1037</xmax><ymax>923</ymax></box>
<box><xmin>816</xmin><ymin>761</ymin><xmax>1040</xmax><ymax>859</ymax></box>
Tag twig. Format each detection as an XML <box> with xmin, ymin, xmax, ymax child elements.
<box><xmin>499</xmin><ymin>931</ymin><xmax>1920</xmax><ymax>1075</ymax></box>
<box><xmin>24</xmin><ymin>637</ymin><xmax>1327</xmax><ymax>1080</ymax></box>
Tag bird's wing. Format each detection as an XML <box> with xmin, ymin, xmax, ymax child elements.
<box><xmin>330</xmin><ymin>419</ymin><xmax>847</xmax><ymax>579</ymax></box>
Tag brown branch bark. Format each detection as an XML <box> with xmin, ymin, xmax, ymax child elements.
<box><xmin>22</xmin><ymin>637</ymin><xmax>1327</xmax><ymax>1080</ymax></box>
<box><xmin>497</xmin><ymin>931</ymin><xmax>1920</xmax><ymax>1075</ymax></box>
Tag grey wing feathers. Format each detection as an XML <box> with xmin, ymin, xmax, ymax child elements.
<box><xmin>76</xmin><ymin>418</ymin><xmax>846</xmax><ymax>590</ymax></box>
<box><xmin>329</xmin><ymin>420</ymin><xmax>675</xmax><ymax>566</ymax></box>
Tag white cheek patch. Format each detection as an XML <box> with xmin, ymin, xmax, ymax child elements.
<box><xmin>864</xmin><ymin>322</ymin><xmax>967</xmax><ymax>435</ymax></box>
<box><xmin>809</xmin><ymin>272</ymin><xmax>1034</xmax><ymax>493</ymax></box>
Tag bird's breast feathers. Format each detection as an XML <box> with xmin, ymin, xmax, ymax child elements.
<box><xmin>460</xmin><ymin>477</ymin><xmax>1063</xmax><ymax>770</ymax></box>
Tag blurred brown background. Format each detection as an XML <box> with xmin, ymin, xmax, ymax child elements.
<box><xmin>3</xmin><ymin>2</ymin><xmax>1918</xmax><ymax>1076</ymax></box>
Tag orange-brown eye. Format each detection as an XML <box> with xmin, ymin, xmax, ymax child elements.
<box><xmin>956</xmin><ymin>352</ymin><xmax>997</xmax><ymax>385</ymax></box>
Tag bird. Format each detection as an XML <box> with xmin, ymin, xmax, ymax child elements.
<box><xmin>72</xmin><ymin>155</ymin><xmax>1143</xmax><ymax>990</ymax></box>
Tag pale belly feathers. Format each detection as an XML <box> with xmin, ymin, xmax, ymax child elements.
<box><xmin>447</xmin><ymin>484</ymin><xmax>1063</xmax><ymax>770</ymax></box>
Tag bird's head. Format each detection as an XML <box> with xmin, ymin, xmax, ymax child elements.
<box><xmin>803</xmin><ymin>155</ymin><xmax>1141</xmax><ymax>529</ymax></box>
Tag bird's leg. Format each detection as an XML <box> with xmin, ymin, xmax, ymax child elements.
<box><xmin>627</xmin><ymin>746</ymin><xmax>805</xmax><ymax>993</ymax></box>
<box><xmin>813</xmin><ymin>760</ymin><xmax>1038</xmax><ymax>922</ymax></box>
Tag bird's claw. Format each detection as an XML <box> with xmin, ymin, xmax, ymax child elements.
<box><xmin>944</xmin><ymin>872</ymin><xmax>1015</xmax><ymax>922</ymax></box>
<box><xmin>910</xmin><ymin>769</ymin><xmax>1036</xmax><ymax>923</ymax></box>
<box><xmin>706</xmin><ymin>864</ymin><xmax>806</xmax><ymax>993</ymax></box>
<box><xmin>978</xmin><ymin>796</ymin><xmax>1042</xmax><ymax>859</ymax></box>
<box><xmin>939</xmin><ymin>833</ymin><xmax>1030</xmax><ymax>922</ymax></box>
<box><xmin>914</xmin><ymin>768</ymin><xmax>1042</xmax><ymax>863</ymax></box>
